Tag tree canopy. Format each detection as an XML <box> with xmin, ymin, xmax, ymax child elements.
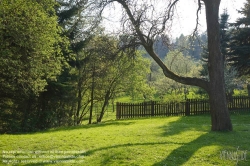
<box><xmin>0</xmin><ymin>0</ymin><xmax>65</xmax><ymax>132</ymax></box>
<box><xmin>0</xmin><ymin>0</ymin><xmax>63</xmax><ymax>96</ymax></box>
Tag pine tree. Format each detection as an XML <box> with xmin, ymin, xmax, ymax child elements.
<box><xmin>220</xmin><ymin>9</ymin><xmax>230</xmax><ymax>59</ymax></box>
<box><xmin>227</xmin><ymin>0</ymin><xmax>250</xmax><ymax>75</ymax></box>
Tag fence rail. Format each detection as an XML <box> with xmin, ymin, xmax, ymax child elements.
<box><xmin>116</xmin><ymin>96</ymin><xmax>250</xmax><ymax>119</ymax></box>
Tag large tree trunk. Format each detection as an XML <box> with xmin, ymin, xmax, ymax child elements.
<box><xmin>204</xmin><ymin>0</ymin><xmax>232</xmax><ymax>131</ymax></box>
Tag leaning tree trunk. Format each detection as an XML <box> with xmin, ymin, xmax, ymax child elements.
<box><xmin>204</xmin><ymin>0</ymin><xmax>232</xmax><ymax>131</ymax></box>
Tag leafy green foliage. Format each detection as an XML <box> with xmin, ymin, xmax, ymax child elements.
<box><xmin>0</xmin><ymin>0</ymin><xmax>65</xmax><ymax>132</ymax></box>
<box><xmin>152</xmin><ymin>51</ymin><xmax>201</xmax><ymax>101</ymax></box>
<box><xmin>77</xmin><ymin>35</ymin><xmax>154</xmax><ymax>123</ymax></box>
<box><xmin>0</xmin><ymin>0</ymin><xmax>63</xmax><ymax>95</ymax></box>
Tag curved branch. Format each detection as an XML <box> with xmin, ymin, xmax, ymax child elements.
<box><xmin>145</xmin><ymin>46</ymin><xmax>209</xmax><ymax>91</ymax></box>
<box><xmin>114</xmin><ymin>0</ymin><xmax>209</xmax><ymax>91</ymax></box>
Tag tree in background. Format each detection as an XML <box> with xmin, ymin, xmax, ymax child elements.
<box><xmin>122</xmin><ymin>52</ymin><xmax>154</xmax><ymax>101</ymax></box>
<box><xmin>174</xmin><ymin>33</ymin><xmax>207</xmax><ymax>60</ymax></box>
<box><xmin>174</xmin><ymin>34</ymin><xmax>191</xmax><ymax>57</ymax></box>
<box><xmin>153</xmin><ymin>35</ymin><xmax>169</xmax><ymax>60</ymax></box>
<box><xmin>56</xmin><ymin>0</ymin><xmax>99</xmax><ymax>124</ymax></box>
<box><xmin>227</xmin><ymin>0</ymin><xmax>250</xmax><ymax>75</ymax></box>
<box><xmin>153</xmin><ymin>51</ymin><xmax>201</xmax><ymax>101</ymax></box>
<box><xmin>82</xmin><ymin>35</ymin><xmax>153</xmax><ymax>123</ymax></box>
<box><xmin>220</xmin><ymin>9</ymin><xmax>230</xmax><ymax>58</ymax></box>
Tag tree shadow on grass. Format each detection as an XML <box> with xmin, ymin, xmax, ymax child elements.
<box><xmin>152</xmin><ymin>133</ymin><xmax>212</xmax><ymax>166</ymax></box>
<box><xmin>45</xmin><ymin>120</ymin><xmax>135</xmax><ymax>132</ymax></box>
<box><xmin>7</xmin><ymin>120</ymin><xmax>135</xmax><ymax>135</ymax></box>
<box><xmin>21</xmin><ymin>141</ymin><xmax>184</xmax><ymax>166</ymax></box>
<box><xmin>153</xmin><ymin>115</ymin><xmax>250</xmax><ymax>166</ymax></box>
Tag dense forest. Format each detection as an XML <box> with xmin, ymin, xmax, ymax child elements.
<box><xmin>0</xmin><ymin>0</ymin><xmax>250</xmax><ymax>132</ymax></box>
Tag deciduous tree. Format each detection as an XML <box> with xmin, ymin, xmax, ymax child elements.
<box><xmin>95</xmin><ymin>0</ymin><xmax>232</xmax><ymax>131</ymax></box>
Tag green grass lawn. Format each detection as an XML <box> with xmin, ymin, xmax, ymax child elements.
<box><xmin>0</xmin><ymin>114</ymin><xmax>249</xmax><ymax>166</ymax></box>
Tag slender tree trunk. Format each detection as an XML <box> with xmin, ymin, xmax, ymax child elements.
<box><xmin>97</xmin><ymin>90</ymin><xmax>111</xmax><ymax>123</ymax></box>
<box><xmin>204</xmin><ymin>0</ymin><xmax>232</xmax><ymax>131</ymax></box>
<box><xmin>76</xmin><ymin>69</ymin><xmax>82</xmax><ymax>125</ymax></box>
<box><xmin>76</xmin><ymin>88</ymin><xmax>82</xmax><ymax>125</ymax></box>
<box><xmin>89</xmin><ymin>65</ymin><xmax>95</xmax><ymax>124</ymax></box>
<box><xmin>97</xmin><ymin>103</ymin><xmax>107</xmax><ymax>123</ymax></box>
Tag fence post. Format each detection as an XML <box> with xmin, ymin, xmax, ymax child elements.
<box><xmin>185</xmin><ymin>99</ymin><xmax>190</xmax><ymax>116</ymax></box>
<box><xmin>116</xmin><ymin>102</ymin><xmax>121</xmax><ymax>119</ymax></box>
<box><xmin>151</xmin><ymin>101</ymin><xmax>155</xmax><ymax>116</ymax></box>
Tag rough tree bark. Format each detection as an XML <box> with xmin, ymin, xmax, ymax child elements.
<box><xmin>203</xmin><ymin>0</ymin><xmax>232</xmax><ymax>131</ymax></box>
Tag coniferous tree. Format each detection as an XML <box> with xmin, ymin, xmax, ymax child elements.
<box><xmin>174</xmin><ymin>33</ymin><xmax>207</xmax><ymax>60</ymax></box>
<box><xmin>154</xmin><ymin>35</ymin><xmax>169</xmax><ymax>60</ymax></box>
<box><xmin>199</xmin><ymin>45</ymin><xmax>209</xmax><ymax>79</ymax></box>
<box><xmin>228</xmin><ymin>0</ymin><xmax>250</xmax><ymax>75</ymax></box>
<box><xmin>220</xmin><ymin>9</ymin><xmax>230</xmax><ymax>58</ymax></box>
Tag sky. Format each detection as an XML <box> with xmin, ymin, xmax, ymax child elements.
<box><xmin>102</xmin><ymin>0</ymin><xmax>246</xmax><ymax>38</ymax></box>
<box><xmin>172</xmin><ymin>0</ymin><xmax>246</xmax><ymax>37</ymax></box>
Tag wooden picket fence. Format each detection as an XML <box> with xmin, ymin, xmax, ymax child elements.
<box><xmin>116</xmin><ymin>96</ymin><xmax>250</xmax><ymax>119</ymax></box>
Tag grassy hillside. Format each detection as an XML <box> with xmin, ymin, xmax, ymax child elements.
<box><xmin>1</xmin><ymin>114</ymin><xmax>249</xmax><ymax>166</ymax></box>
